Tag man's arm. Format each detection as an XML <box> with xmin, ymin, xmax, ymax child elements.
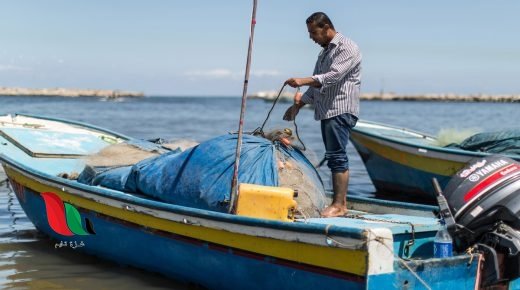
<box><xmin>285</xmin><ymin>77</ymin><xmax>321</xmax><ymax>88</ymax></box>
<box><xmin>283</xmin><ymin>101</ymin><xmax>306</xmax><ymax>121</ymax></box>
<box><xmin>313</xmin><ymin>45</ymin><xmax>361</xmax><ymax>89</ymax></box>
<box><xmin>283</xmin><ymin>91</ymin><xmax>307</xmax><ymax>121</ymax></box>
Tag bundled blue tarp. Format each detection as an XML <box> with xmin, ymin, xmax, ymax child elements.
<box><xmin>78</xmin><ymin>134</ymin><xmax>323</xmax><ymax>213</ymax></box>
<box><xmin>446</xmin><ymin>129</ymin><xmax>520</xmax><ymax>156</ymax></box>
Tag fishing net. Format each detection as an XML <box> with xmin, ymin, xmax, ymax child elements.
<box><xmin>76</xmin><ymin>133</ymin><xmax>326</xmax><ymax>218</ymax></box>
<box><xmin>265</xmin><ymin>128</ymin><xmax>325</xmax><ymax>218</ymax></box>
<box><xmin>434</xmin><ymin>128</ymin><xmax>480</xmax><ymax>147</ymax></box>
<box><xmin>265</xmin><ymin>126</ymin><xmax>322</xmax><ymax>166</ymax></box>
<box><xmin>277</xmin><ymin>151</ymin><xmax>325</xmax><ymax>218</ymax></box>
<box><xmin>445</xmin><ymin>129</ymin><xmax>520</xmax><ymax>155</ymax></box>
<box><xmin>83</xmin><ymin>139</ymin><xmax>199</xmax><ymax>167</ymax></box>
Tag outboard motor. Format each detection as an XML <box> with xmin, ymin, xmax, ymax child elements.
<box><xmin>433</xmin><ymin>155</ymin><xmax>520</xmax><ymax>287</ymax></box>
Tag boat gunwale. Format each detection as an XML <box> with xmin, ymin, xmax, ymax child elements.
<box><xmin>1</xmin><ymin>154</ymin><xmax>369</xmax><ymax>238</ymax></box>
<box><xmin>11</xmin><ymin>113</ymin><xmax>133</xmax><ymax>141</ymax></box>
<box><xmin>0</xmin><ymin>114</ymin><xmax>437</xmax><ymax>239</ymax></box>
<box><xmin>1</xmin><ymin>151</ymin><xmax>440</xmax><ymax>241</ymax></box>
<box><xmin>352</xmin><ymin>119</ymin><xmax>520</xmax><ymax>160</ymax></box>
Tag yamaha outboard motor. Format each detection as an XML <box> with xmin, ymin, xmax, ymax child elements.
<box><xmin>433</xmin><ymin>155</ymin><xmax>520</xmax><ymax>287</ymax></box>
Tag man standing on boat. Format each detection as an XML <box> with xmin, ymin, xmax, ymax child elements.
<box><xmin>283</xmin><ymin>12</ymin><xmax>361</xmax><ymax>218</ymax></box>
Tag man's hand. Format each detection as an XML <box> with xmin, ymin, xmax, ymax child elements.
<box><xmin>283</xmin><ymin>92</ymin><xmax>304</xmax><ymax>121</ymax></box>
<box><xmin>285</xmin><ymin>78</ymin><xmax>304</xmax><ymax>88</ymax></box>
<box><xmin>285</xmin><ymin>77</ymin><xmax>322</xmax><ymax>88</ymax></box>
<box><xmin>283</xmin><ymin>104</ymin><xmax>300</xmax><ymax>121</ymax></box>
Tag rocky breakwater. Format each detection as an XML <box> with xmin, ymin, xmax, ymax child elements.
<box><xmin>0</xmin><ymin>87</ymin><xmax>144</xmax><ymax>98</ymax></box>
<box><xmin>251</xmin><ymin>90</ymin><xmax>520</xmax><ymax>103</ymax></box>
<box><xmin>361</xmin><ymin>93</ymin><xmax>520</xmax><ymax>102</ymax></box>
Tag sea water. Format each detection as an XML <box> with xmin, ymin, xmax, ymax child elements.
<box><xmin>0</xmin><ymin>96</ymin><xmax>518</xmax><ymax>289</ymax></box>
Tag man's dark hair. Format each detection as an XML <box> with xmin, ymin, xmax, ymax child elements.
<box><xmin>306</xmin><ymin>12</ymin><xmax>335</xmax><ymax>29</ymax></box>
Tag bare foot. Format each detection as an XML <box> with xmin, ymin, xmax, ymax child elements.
<box><xmin>320</xmin><ymin>204</ymin><xmax>347</xmax><ymax>218</ymax></box>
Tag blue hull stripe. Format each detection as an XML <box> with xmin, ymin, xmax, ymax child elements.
<box><xmin>93</xmin><ymin>207</ymin><xmax>365</xmax><ymax>282</ymax></box>
<box><xmin>22</xmin><ymin>186</ymin><xmax>366</xmax><ymax>286</ymax></box>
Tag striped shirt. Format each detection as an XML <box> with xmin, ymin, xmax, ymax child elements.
<box><xmin>301</xmin><ymin>32</ymin><xmax>362</xmax><ymax>120</ymax></box>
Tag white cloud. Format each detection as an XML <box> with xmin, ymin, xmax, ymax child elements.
<box><xmin>182</xmin><ymin>68</ymin><xmax>282</xmax><ymax>80</ymax></box>
<box><xmin>0</xmin><ymin>64</ymin><xmax>30</xmax><ymax>71</ymax></box>
<box><xmin>251</xmin><ymin>69</ymin><xmax>281</xmax><ymax>77</ymax></box>
<box><xmin>183</xmin><ymin>69</ymin><xmax>234</xmax><ymax>79</ymax></box>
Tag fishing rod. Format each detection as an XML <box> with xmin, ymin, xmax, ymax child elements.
<box><xmin>229</xmin><ymin>0</ymin><xmax>258</xmax><ymax>213</ymax></box>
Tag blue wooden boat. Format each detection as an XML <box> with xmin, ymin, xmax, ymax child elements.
<box><xmin>350</xmin><ymin>120</ymin><xmax>520</xmax><ymax>199</ymax></box>
<box><xmin>0</xmin><ymin>113</ymin><xmax>494</xmax><ymax>289</ymax></box>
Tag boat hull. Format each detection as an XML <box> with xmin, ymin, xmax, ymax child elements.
<box><xmin>350</xmin><ymin>121</ymin><xmax>520</xmax><ymax>199</ymax></box>
<box><xmin>4</xmin><ymin>163</ymin><xmax>370</xmax><ymax>289</ymax></box>
<box><xmin>20</xmin><ymin>191</ymin><xmax>365</xmax><ymax>289</ymax></box>
<box><xmin>351</xmin><ymin>131</ymin><xmax>459</xmax><ymax>198</ymax></box>
<box><xmin>0</xmin><ymin>114</ymin><xmax>486</xmax><ymax>289</ymax></box>
<box><xmin>3</xmin><ymin>159</ymin><xmax>482</xmax><ymax>290</ymax></box>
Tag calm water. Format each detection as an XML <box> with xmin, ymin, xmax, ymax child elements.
<box><xmin>0</xmin><ymin>96</ymin><xmax>518</xmax><ymax>289</ymax></box>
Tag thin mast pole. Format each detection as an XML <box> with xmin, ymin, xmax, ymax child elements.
<box><xmin>229</xmin><ymin>0</ymin><xmax>258</xmax><ymax>213</ymax></box>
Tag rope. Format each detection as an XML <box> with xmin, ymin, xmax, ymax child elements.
<box><xmin>367</xmin><ymin>228</ymin><xmax>430</xmax><ymax>290</ymax></box>
<box><xmin>258</xmin><ymin>83</ymin><xmax>287</xmax><ymax>134</ymax></box>
<box><xmin>325</xmin><ymin>229</ymin><xmax>432</xmax><ymax>290</ymax></box>
<box><xmin>292</xmin><ymin>97</ymin><xmax>307</xmax><ymax>151</ymax></box>
<box><xmin>315</xmin><ymin>156</ymin><xmax>327</xmax><ymax>169</ymax></box>
<box><xmin>255</xmin><ymin>84</ymin><xmax>306</xmax><ymax>151</ymax></box>
<box><xmin>393</xmin><ymin>252</ymin><xmax>432</xmax><ymax>290</ymax></box>
<box><xmin>465</xmin><ymin>245</ymin><xmax>477</xmax><ymax>265</ymax></box>
<box><xmin>347</xmin><ymin>214</ymin><xmax>416</xmax><ymax>257</ymax></box>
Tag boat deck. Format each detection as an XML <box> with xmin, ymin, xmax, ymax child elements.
<box><xmin>2</xmin><ymin>114</ymin><xmax>496</xmax><ymax>290</ymax></box>
<box><xmin>0</xmin><ymin>114</ymin><xmax>441</xmax><ymax>260</ymax></box>
<box><xmin>306</xmin><ymin>214</ymin><xmax>436</xmax><ymax>235</ymax></box>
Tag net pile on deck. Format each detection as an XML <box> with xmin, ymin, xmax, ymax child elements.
<box><xmin>445</xmin><ymin>129</ymin><xmax>520</xmax><ymax>155</ymax></box>
<box><xmin>77</xmin><ymin>134</ymin><xmax>326</xmax><ymax>218</ymax></box>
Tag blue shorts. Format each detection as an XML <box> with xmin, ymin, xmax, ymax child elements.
<box><xmin>320</xmin><ymin>113</ymin><xmax>358</xmax><ymax>173</ymax></box>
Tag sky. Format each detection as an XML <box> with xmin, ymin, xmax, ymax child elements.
<box><xmin>1</xmin><ymin>1</ymin><xmax>519</xmax><ymax>96</ymax></box>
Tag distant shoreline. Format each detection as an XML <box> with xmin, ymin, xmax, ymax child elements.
<box><xmin>0</xmin><ymin>87</ymin><xmax>144</xmax><ymax>98</ymax></box>
<box><xmin>361</xmin><ymin>93</ymin><xmax>520</xmax><ymax>102</ymax></box>
<box><xmin>249</xmin><ymin>91</ymin><xmax>520</xmax><ymax>103</ymax></box>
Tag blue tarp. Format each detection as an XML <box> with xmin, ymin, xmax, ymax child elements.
<box><xmin>78</xmin><ymin>134</ymin><xmax>322</xmax><ymax>213</ymax></box>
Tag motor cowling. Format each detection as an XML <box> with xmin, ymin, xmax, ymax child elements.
<box><xmin>436</xmin><ymin>155</ymin><xmax>520</xmax><ymax>286</ymax></box>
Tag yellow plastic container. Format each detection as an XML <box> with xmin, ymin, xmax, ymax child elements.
<box><xmin>236</xmin><ymin>183</ymin><xmax>297</xmax><ymax>222</ymax></box>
